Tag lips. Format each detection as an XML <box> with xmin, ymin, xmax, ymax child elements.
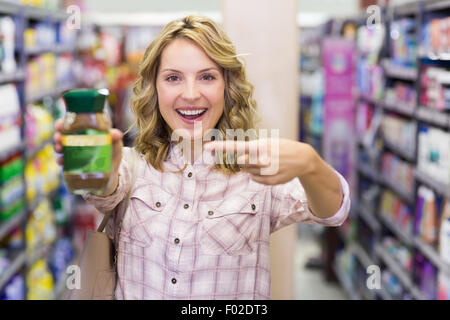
<box><xmin>176</xmin><ymin>108</ymin><xmax>208</xmax><ymax>122</ymax></box>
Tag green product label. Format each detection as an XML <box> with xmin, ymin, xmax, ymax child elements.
<box><xmin>62</xmin><ymin>130</ymin><xmax>112</xmax><ymax>174</ymax></box>
<box><xmin>63</xmin><ymin>145</ymin><xmax>112</xmax><ymax>173</ymax></box>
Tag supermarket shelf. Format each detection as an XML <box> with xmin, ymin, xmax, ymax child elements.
<box><xmin>413</xmin><ymin>237</ymin><xmax>450</xmax><ymax>276</ymax></box>
<box><xmin>382</xmin><ymin>139</ymin><xmax>415</xmax><ymax>163</ymax></box>
<box><xmin>414</xmin><ymin>169</ymin><xmax>450</xmax><ymax>198</ymax></box>
<box><xmin>0</xmin><ymin>69</ymin><xmax>26</xmax><ymax>83</ymax></box>
<box><xmin>379</xmin><ymin>214</ymin><xmax>414</xmax><ymax>247</ymax></box>
<box><xmin>420</xmin><ymin>51</ymin><xmax>450</xmax><ymax>62</ymax></box>
<box><xmin>381</xmin><ymin>175</ymin><xmax>415</xmax><ymax>206</ymax></box>
<box><xmin>23</xmin><ymin>6</ymin><xmax>69</xmax><ymax>22</ymax></box>
<box><xmin>0</xmin><ymin>251</ymin><xmax>27</xmax><ymax>291</ymax></box>
<box><xmin>357</xmin><ymin>203</ymin><xmax>381</xmax><ymax>233</ymax></box>
<box><xmin>26</xmin><ymin>82</ymin><xmax>76</xmax><ymax>104</ymax></box>
<box><xmin>393</xmin><ymin>1</ymin><xmax>418</xmax><ymax>16</ymax></box>
<box><xmin>0</xmin><ymin>1</ymin><xmax>68</xmax><ymax>21</ymax></box>
<box><xmin>353</xmin><ymin>243</ymin><xmax>374</xmax><ymax>268</ymax></box>
<box><xmin>54</xmin><ymin>272</ymin><xmax>68</xmax><ymax>300</ymax></box>
<box><xmin>376</xmin><ymin>282</ymin><xmax>394</xmax><ymax>300</ymax></box>
<box><xmin>358</xmin><ymin>93</ymin><xmax>382</xmax><ymax>106</ymax></box>
<box><xmin>382</xmin><ymin>100</ymin><xmax>416</xmax><ymax>117</ymax></box>
<box><xmin>25</xmin><ymin>44</ymin><xmax>77</xmax><ymax>56</ymax></box>
<box><xmin>0</xmin><ymin>142</ymin><xmax>25</xmax><ymax>163</ymax></box>
<box><xmin>0</xmin><ymin>208</ymin><xmax>27</xmax><ymax>241</ymax></box>
<box><xmin>0</xmin><ymin>1</ymin><xmax>23</xmax><ymax>15</ymax></box>
<box><xmin>333</xmin><ymin>262</ymin><xmax>361</xmax><ymax>300</ymax></box>
<box><xmin>415</xmin><ymin>106</ymin><xmax>450</xmax><ymax>129</ymax></box>
<box><xmin>27</xmin><ymin>187</ymin><xmax>60</xmax><ymax>214</ymax></box>
<box><xmin>382</xmin><ymin>59</ymin><xmax>417</xmax><ymax>81</ymax></box>
<box><xmin>375</xmin><ymin>244</ymin><xmax>424</xmax><ymax>300</ymax></box>
<box><xmin>0</xmin><ymin>243</ymin><xmax>52</xmax><ymax>293</ymax></box>
<box><xmin>352</xmin><ymin>243</ymin><xmax>393</xmax><ymax>300</ymax></box>
<box><xmin>425</xmin><ymin>0</ymin><xmax>450</xmax><ymax>12</ymax></box>
<box><xmin>357</xmin><ymin>163</ymin><xmax>381</xmax><ymax>184</ymax></box>
<box><xmin>26</xmin><ymin>243</ymin><xmax>52</xmax><ymax>267</ymax></box>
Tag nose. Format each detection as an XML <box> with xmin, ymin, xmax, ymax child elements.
<box><xmin>181</xmin><ymin>78</ymin><xmax>201</xmax><ymax>101</ymax></box>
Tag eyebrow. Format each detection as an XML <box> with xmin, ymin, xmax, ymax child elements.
<box><xmin>161</xmin><ymin>67</ymin><xmax>220</xmax><ymax>73</ymax></box>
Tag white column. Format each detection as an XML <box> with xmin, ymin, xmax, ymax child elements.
<box><xmin>221</xmin><ymin>0</ymin><xmax>299</xmax><ymax>299</ymax></box>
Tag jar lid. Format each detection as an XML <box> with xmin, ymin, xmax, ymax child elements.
<box><xmin>63</xmin><ymin>89</ymin><xmax>109</xmax><ymax>113</ymax></box>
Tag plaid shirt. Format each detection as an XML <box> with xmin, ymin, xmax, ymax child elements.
<box><xmin>83</xmin><ymin>143</ymin><xmax>350</xmax><ymax>300</ymax></box>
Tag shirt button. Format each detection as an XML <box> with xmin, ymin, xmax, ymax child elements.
<box><xmin>251</xmin><ymin>204</ymin><xmax>256</xmax><ymax>211</ymax></box>
<box><xmin>188</xmin><ymin>172</ymin><xmax>193</xmax><ymax>178</ymax></box>
<box><xmin>184</xmin><ymin>204</ymin><xmax>189</xmax><ymax>209</ymax></box>
<box><xmin>208</xmin><ymin>210</ymin><xmax>214</xmax><ymax>216</ymax></box>
<box><xmin>156</xmin><ymin>202</ymin><xmax>161</xmax><ymax>208</ymax></box>
<box><xmin>174</xmin><ymin>238</ymin><xmax>180</xmax><ymax>244</ymax></box>
<box><xmin>171</xmin><ymin>278</ymin><xmax>177</xmax><ymax>284</ymax></box>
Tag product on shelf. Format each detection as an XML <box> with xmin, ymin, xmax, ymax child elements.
<box><xmin>0</xmin><ymin>154</ymin><xmax>25</xmax><ymax>221</ymax></box>
<box><xmin>25</xmin><ymin>22</ymin><xmax>57</xmax><ymax>49</ymax></box>
<box><xmin>0</xmin><ymin>227</ymin><xmax>26</xmax><ymax>300</ymax></box>
<box><xmin>417</xmin><ymin>125</ymin><xmax>450</xmax><ymax>186</ymax></box>
<box><xmin>25</xmin><ymin>145</ymin><xmax>60</xmax><ymax>204</ymax></box>
<box><xmin>381</xmin><ymin>270</ymin><xmax>403</xmax><ymax>299</ymax></box>
<box><xmin>19</xmin><ymin>0</ymin><xmax>63</xmax><ymax>11</ymax></box>
<box><xmin>48</xmin><ymin>237</ymin><xmax>74</xmax><ymax>286</ymax></box>
<box><xmin>0</xmin><ymin>84</ymin><xmax>22</xmax><ymax>154</ymax></box>
<box><xmin>440</xmin><ymin>201</ymin><xmax>450</xmax><ymax>264</ymax></box>
<box><xmin>384</xmin><ymin>81</ymin><xmax>417</xmax><ymax>109</ymax></box>
<box><xmin>415</xmin><ymin>253</ymin><xmax>437</xmax><ymax>300</ymax></box>
<box><xmin>421</xmin><ymin>16</ymin><xmax>450</xmax><ymax>56</ymax></box>
<box><xmin>26</xmin><ymin>53</ymin><xmax>56</xmax><ymax>97</ymax></box>
<box><xmin>390</xmin><ymin>18</ymin><xmax>417</xmax><ymax>67</ymax></box>
<box><xmin>415</xmin><ymin>186</ymin><xmax>441</xmax><ymax>245</ymax></box>
<box><xmin>0</xmin><ymin>273</ymin><xmax>25</xmax><ymax>300</ymax></box>
<box><xmin>56</xmin><ymin>53</ymin><xmax>75</xmax><ymax>89</ymax></box>
<box><xmin>382</xmin><ymin>236</ymin><xmax>412</xmax><ymax>272</ymax></box>
<box><xmin>380</xmin><ymin>190</ymin><xmax>413</xmax><ymax>236</ymax></box>
<box><xmin>25</xmin><ymin>103</ymin><xmax>54</xmax><ymax>151</ymax></box>
<box><xmin>381</xmin><ymin>152</ymin><xmax>415</xmax><ymax>195</ymax></box>
<box><xmin>26</xmin><ymin>259</ymin><xmax>54</xmax><ymax>300</ymax></box>
<box><xmin>356</xmin><ymin>60</ymin><xmax>384</xmax><ymax>100</ymax></box>
<box><xmin>420</xmin><ymin>66</ymin><xmax>450</xmax><ymax>111</ymax></box>
<box><xmin>381</xmin><ymin>114</ymin><xmax>416</xmax><ymax>157</ymax></box>
<box><xmin>438</xmin><ymin>201</ymin><xmax>450</xmax><ymax>300</ymax></box>
<box><xmin>25</xmin><ymin>198</ymin><xmax>57</xmax><ymax>257</ymax></box>
<box><xmin>335</xmin><ymin>247</ymin><xmax>357</xmax><ymax>289</ymax></box>
<box><xmin>356</xmin><ymin>102</ymin><xmax>373</xmax><ymax>138</ymax></box>
<box><xmin>0</xmin><ymin>16</ymin><xmax>17</xmax><ymax>74</ymax></box>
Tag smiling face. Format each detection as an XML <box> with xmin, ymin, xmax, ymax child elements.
<box><xmin>156</xmin><ymin>38</ymin><xmax>226</xmax><ymax>142</ymax></box>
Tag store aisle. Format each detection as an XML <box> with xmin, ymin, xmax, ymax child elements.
<box><xmin>295</xmin><ymin>225</ymin><xmax>347</xmax><ymax>300</ymax></box>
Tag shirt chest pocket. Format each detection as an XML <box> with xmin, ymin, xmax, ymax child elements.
<box><xmin>199</xmin><ymin>192</ymin><xmax>262</xmax><ymax>256</ymax></box>
<box><xmin>119</xmin><ymin>185</ymin><xmax>173</xmax><ymax>249</ymax></box>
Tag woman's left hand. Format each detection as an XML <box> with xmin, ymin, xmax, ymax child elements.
<box><xmin>204</xmin><ymin>139</ymin><xmax>319</xmax><ymax>185</ymax></box>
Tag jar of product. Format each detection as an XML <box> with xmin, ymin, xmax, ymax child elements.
<box><xmin>61</xmin><ymin>89</ymin><xmax>112</xmax><ymax>195</ymax></box>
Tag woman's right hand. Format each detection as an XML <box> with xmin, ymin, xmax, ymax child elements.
<box><xmin>53</xmin><ymin>119</ymin><xmax>124</xmax><ymax>196</ymax></box>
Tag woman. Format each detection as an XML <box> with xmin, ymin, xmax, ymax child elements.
<box><xmin>54</xmin><ymin>15</ymin><xmax>350</xmax><ymax>300</ymax></box>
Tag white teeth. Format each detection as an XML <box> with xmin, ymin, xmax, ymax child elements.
<box><xmin>178</xmin><ymin>109</ymin><xmax>206</xmax><ymax>116</ymax></box>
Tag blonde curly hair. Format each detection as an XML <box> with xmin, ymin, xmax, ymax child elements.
<box><xmin>129</xmin><ymin>15</ymin><xmax>260</xmax><ymax>174</ymax></box>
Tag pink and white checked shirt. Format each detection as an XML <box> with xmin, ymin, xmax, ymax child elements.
<box><xmin>83</xmin><ymin>143</ymin><xmax>350</xmax><ymax>300</ymax></box>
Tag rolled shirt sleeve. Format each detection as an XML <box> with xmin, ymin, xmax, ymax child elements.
<box><xmin>270</xmin><ymin>170</ymin><xmax>351</xmax><ymax>233</ymax></box>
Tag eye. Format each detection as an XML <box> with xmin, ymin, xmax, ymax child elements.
<box><xmin>166</xmin><ymin>75</ymin><xmax>180</xmax><ymax>82</ymax></box>
<box><xmin>202</xmin><ymin>74</ymin><xmax>216</xmax><ymax>81</ymax></box>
